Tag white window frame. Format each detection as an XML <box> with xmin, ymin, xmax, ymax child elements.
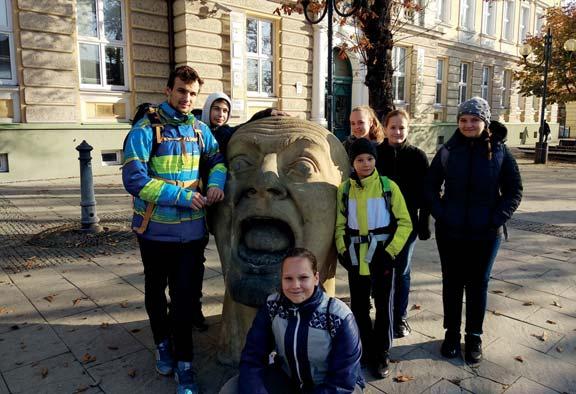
<box><xmin>101</xmin><ymin>150</ymin><xmax>123</xmax><ymax>166</ymax></box>
<box><xmin>0</xmin><ymin>0</ymin><xmax>17</xmax><ymax>85</ymax></box>
<box><xmin>460</xmin><ymin>0</ymin><xmax>475</xmax><ymax>31</ymax></box>
<box><xmin>436</xmin><ymin>0</ymin><xmax>451</xmax><ymax>23</ymax></box>
<box><xmin>458</xmin><ymin>62</ymin><xmax>470</xmax><ymax>104</ymax></box>
<box><xmin>481</xmin><ymin>66</ymin><xmax>492</xmax><ymax>101</ymax></box>
<box><xmin>246</xmin><ymin>17</ymin><xmax>275</xmax><ymax>97</ymax></box>
<box><xmin>482</xmin><ymin>1</ymin><xmax>497</xmax><ymax>36</ymax></box>
<box><xmin>535</xmin><ymin>9</ymin><xmax>544</xmax><ymax>36</ymax></box>
<box><xmin>392</xmin><ymin>47</ymin><xmax>407</xmax><ymax>105</ymax></box>
<box><xmin>502</xmin><ymin>0</ymin><xmax>515</xmax><ymax>42</ymax></box>
<box><xmin>519</xmin><ymin>5</ymin><xmax>531</xmax><ymax>42</ymax></box>
<box><xmin>500</xmin><ymin>70</ymin><xmax>512</xmax><ymax>108</ymax></box>
<box><xmin>435</xmin><ymin>59</ymin><xmax>445</xmax><ymax>105</ymax></box>
<box><xmin>77</xmin><ymin>0</ymin><xmax>128</xmax><ymax>91</ymax></box>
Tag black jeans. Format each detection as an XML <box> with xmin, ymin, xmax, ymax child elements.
<box><xmin>347</xmin><ymin>253</ymin><xmax>395</xmax><ymax>360</ymax></box>
<box><xmin>138</xmin><ymin>237</ymin><xmax>206</xmax><ymax>361</ymax></box>
<box><xmin>436</xmin><ymin>232</ymin><xmax>501</xmax><ymax>336</ymax></box>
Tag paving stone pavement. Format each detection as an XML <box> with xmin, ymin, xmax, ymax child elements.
<box><xmin>0</xmin><ymin>158</ymin><xmax>575</xmax><ymax>394</ymax></box>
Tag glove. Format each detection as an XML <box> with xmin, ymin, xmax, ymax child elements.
<box><xmin>337</xmin><ymin>251</ymin><xmax>352</xmax><ymax>271</ymax></box>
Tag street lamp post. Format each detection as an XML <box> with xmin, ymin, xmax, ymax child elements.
<box><xmin>520</xmin><ymin>29</ymin><xmax>576</xmax><ymax>164</ymax></box>
<box><xmin>301</xmin><ymin>0</ymin><xmax>362</xmax><ymax>133</ymax></box>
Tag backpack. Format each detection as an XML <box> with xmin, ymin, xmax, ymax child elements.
<box><xmin>341</xmin><ymin>175</ymin><xmax>393</xmax><ymax>219</ymax></box>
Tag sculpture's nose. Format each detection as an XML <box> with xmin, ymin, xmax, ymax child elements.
<box><xmin>246</xmin><ymin>153</ymin><xmax>287</xmax><ymax>199</ymax></box>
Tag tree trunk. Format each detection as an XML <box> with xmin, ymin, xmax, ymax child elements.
<box><xmin>360</xmin><ymin>0</ymin><xmax>395</xmax><ymax>120</ymax></box>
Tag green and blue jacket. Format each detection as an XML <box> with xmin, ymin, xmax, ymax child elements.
<box><xmin>122</xmin><ymin>101</ymin><xmax>226</xmax><ymax>242</ymax></box>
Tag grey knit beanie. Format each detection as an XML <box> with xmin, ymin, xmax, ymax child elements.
<box><xmin>457</xmin><ymin>97</ymin><xmax>491</xmax><ymax>127</ymax></box>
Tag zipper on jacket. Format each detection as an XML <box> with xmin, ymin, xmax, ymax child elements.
<box><xmin>292</xmin><ymin>310</ymin><xmax>303</xmax><ymax>388</ymax></box>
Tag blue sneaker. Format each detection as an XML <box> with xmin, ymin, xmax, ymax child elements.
<box><xmin>155</xmin><ymin>339</ymin><xmax>174</xmax><ymax>375</ymax></box>
<box><xmin>175</xmin><ymin>361</ymin><xmax>199</xmax><ymax>394</ymax></box>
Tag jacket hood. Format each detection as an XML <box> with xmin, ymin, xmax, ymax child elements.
<box><xmin>201</xmin><ymin>92</ymin><xmax>232</xmax><ymax>126</ymax></box>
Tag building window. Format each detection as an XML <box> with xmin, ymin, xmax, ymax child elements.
<box><xmin>392</xmin><ymin>47</ymin><xmax>407</xmax><ymax>104</ymax></box>
<box><xmin>436</xmin><ymin>0</ymin><xmax>451</xmax><ymax>23</ymax></box>
<box><xmin>481</xmin><ymin>66</ymin><xmax>492</xmax><ymax>101</ymax></box>
<box><xmin>435</xmin><ymin>59</ymin><xmax>445</xmax><ymax>105</ymax></box>
<box><xmin>0</xmin><ymin>153</ymin><xmax>8</xmax><ymax>172</ymax></box>
<box><xmin>458</xmin><ymin>63</ymin><xmax>470</xmax><ymax>104</ymax></box>
<box><xmin>502</xmin><ymin>0</ymin><xmax>515</xmax><ymax>41</ymax></box>
<box><xmin>460</xmin><ymin>0</ymin><xmax>475</xmax><ymax>30</ymax></box>
<box><xmin>101</xmin><ymin>150</ymin><xmax>123</xmax><ymax>166</ymax></box>
<box><xmin>246</xmin><ymin>18</ymin><xmax>274</xmax><ymax>96</ymax></box>
<box><xmin>0</xmin><ymin>0</ymin><xmax>16</xmax><ymax>85</ymax></box>
<box><xmin>406</xmin><ymin>0</ymin><xmax>425</xmax><ymax>26</ymax></box>
<box><xmin>77</xmin><ymin>0</ymin><xmax>127</xmax><ymax>89</ymax></box>
<box><xmin>500</xmin><ymin>70</ymin><xmax>512</xmax><ymax>108</ymax></box>
<box><xmin>482</xmin><ymin>1</ymin><xmax>496</xmax><ymax>36</ymax></box>
<box><xmin>535</xmin><ymin>10</ymin><xmax>544</xmax><ymax>35</ymax></box>
<box><xmin>519</xmin><ymin>5</ymin><xmax>531</xmax><ymax>42</ymax></box>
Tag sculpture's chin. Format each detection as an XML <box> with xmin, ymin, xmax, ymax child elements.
<box><xmin>227</xmin><ymin>216</ymin><xmax>296</xmax><ymax>307</ymax></box>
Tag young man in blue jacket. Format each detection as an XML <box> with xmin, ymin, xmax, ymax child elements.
<box><xmin>122</xmin><ymin>66</ymin><xmax>226</xmax><ymax>394</ymax></box>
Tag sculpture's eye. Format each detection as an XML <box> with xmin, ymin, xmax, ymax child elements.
<box><xmin>229</xmin><ymin>155</ymin><xmax>254</xmax><ymax>173</ymax></box>
<box><xmin>285</xmin><ymin>157</ymin><xmax>319</xmax><ymax>179</ymax></box>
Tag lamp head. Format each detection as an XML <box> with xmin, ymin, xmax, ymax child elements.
<box><xmin>564</xmin><ymin>38</ymin><xmax>576</xmax><ymax>52</ymax></box>
<box><xmin>519</xmin><ymin>43</ymin><xmax>532</xmax><ymax>58</ymax></box>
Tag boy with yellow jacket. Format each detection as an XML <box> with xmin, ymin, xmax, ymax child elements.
<box><xmin>335</xmin><ymin>138</ymin><xmax>412</xmax><ymax>379</ymax></box>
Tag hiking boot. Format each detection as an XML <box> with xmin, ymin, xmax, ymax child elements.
<box><xmin>465</xmin><ymin>335</ymin><xmax>483</xmax><ymax>365</ymax></box>
<box><xmin>394</xmin><ymin>319</ymin><xmax>412</xmax><ymax>338</ymax></box>
<box><xmin>155</xmin><ymin>339</ymin><xmax>174</xmax><ymax>375</ymax></box>
<box><xmin>175</xmin><ymin>361</ymin><xmax>199</xmax><ymax>394</ymax></box>
<box><xmin>192</xmin><ymin>309</ymin><xmax>208</xmax><ymax>332</ymax></box>
<box><xmin>440</xmin><ymin>331</ymin><xmax>461</xmax><ymax>359</ymax></box>
<box><xmin>369</xmin><ymin>352</ymin><xmax>390</xmax><ymax>379</ymax></box>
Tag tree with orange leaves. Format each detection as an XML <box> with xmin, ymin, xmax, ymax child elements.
<box><xmin>515</xmin><ymin>4</ymin><xmax>576</xmax><ymax>105</ymax></box>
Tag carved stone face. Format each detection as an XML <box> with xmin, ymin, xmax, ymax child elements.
<box><xmin>212</xmin><ymin>117</ymin><xmax>349</xmax><ymax>307</ymax></box>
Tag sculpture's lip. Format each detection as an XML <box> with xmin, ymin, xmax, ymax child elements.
<box><xmin>232</xmin><ymin>216</ymin><xmax>296</xmax><ymax>274</ymax></box>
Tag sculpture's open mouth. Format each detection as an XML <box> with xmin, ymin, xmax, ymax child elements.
<box><xmin>237</xmin><ymin>217</ymin><xmax>295</xmax><ymax>273</ymax></box>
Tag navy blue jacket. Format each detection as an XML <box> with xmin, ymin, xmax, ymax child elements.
<box><xmin>239</xmin><ymin>287</ymin><xmax>363</xmax><ymax>393</ymax></box>
<box><xmin>426</xmin><ymin>130</ymin><xmax>523</xmax><ymax>239</ymax></box>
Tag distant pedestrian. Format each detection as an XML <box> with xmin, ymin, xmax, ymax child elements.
<box><xmin>426</xmin><ymin>97</ymin><xmax>522</xmax><ymax>365</ymax></box>
<box><xmin>376</xmin><ymin>109</ymin><xmax>430</xmax><ymax>339</ymax></box>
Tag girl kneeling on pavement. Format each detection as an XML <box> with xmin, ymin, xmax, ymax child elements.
<box><xmin>426</xmin><ymin>97</ymin><xmax>523</xmax><ymax>365</ymax></box>
<box><xmin>335</xmin><ymin>138</ymin><xmax>412</xmax><ymax>378</ymax></box>
<box><xmin>234</xmin><ymin>248</ymin><xmax>365</xmax><ymax>393</ymax></box>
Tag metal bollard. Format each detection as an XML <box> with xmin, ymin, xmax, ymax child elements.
<box><xmin>76</xmin><ymin>140</ymin><xmax>101</xmax><ymax>232</ymax></box>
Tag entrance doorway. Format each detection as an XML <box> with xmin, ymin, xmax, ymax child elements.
<box><xmin>329</xmin><ymin>48</ymin><xmax>353</xmax><ymax>141</ymax></box>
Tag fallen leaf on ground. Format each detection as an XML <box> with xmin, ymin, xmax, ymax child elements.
<box><xmin>81</xmin><ymin>353</ymin><xmax>97</xmax><ymax>364</ymax></box>
<box><xmin>531</xmin><ymin>332</ymin><xmax>547</xmax><ymax>342</ymax></box>
<box><xmin>100</xmin><ymin>322</ymin><xmax>110</xmax><ymax>329</ymax></box>
<box><xmin>556</xmin><ymin>347</ymin><xmax>564</xmax><ymax>353</ymax></box>
<box><xmin>72</xmin><ymin>297</ymin><xmax>85</xmax><ymax>306</ymax></box>
<box><xmin>523</xmin><ymin>301</ymin><xmax>534</xmax><ymax>306</ymax></box>
<box><xmin>492</xmin><ymin>310</ymin><xmax>501</xmax><ymax>316</ymax></box>
<box><xmin>551</xmin><ymin>300</ymin><xmax>562</xmax><ymax>308</ymax></box>
<box><xmin>491</xmin><ymin>290</ymin><xmax>504</xmax><ymax>294</ymax></box>
<box><xmin>120</xmin><ymin>301</ymin><xmax>129</xmax><ymax>308</ymax></box>
<box><xmin>546</xmin><ymin>320</ymin><xmax>557</xmax><ymax>325</ymax></box>
<box><xmin>394</xmin><ymin>374</ymin><xmax>415</xmax><ymax>383</ymax></box>
<box><xmin>107</xmin><ymin>346</ymin><xmax>119</xmax><ymax>350</ymax></box>
<box><xmin>130</xmin><ymin>328</ymin><xmax>141</xmax><ymax>333</ymax></box>
<box><xmin>24</xmin><ymin>274</ymin><xmax>31</xmax><ymax>278</ymax></box>
<box><xmin>43</xmin><ymin>295</ymin><xmax>56</xmax><ymax>303</ymax></box>
<box><xmin>410</xmin><ymin>304</ymin><xmax>421</xmax><ymax>311</ymax></box>
<box><xmin>74</xmin><ymin>386</ymin><xmax>88</xmax><ymax>393</ymax></box>
<box><xmin>41</xmin><ymin>367</ymin><xmax>48</xmax><ymax>378</ymax></box>
<box><xmin>0</xmin><ymin>306</ymin><xmax>13</xmax><ymax>314</ymax></box>
<box><xmin>514</xmin><ymin>356</ymin><xmax>524</xmax><ymax>362</ymax></box>
<box><xmin>127</xmin><ymin>369</ymin><xmax>137</xmax><ymax>378</ymax></box>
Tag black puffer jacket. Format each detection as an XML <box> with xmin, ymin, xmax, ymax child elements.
<box><xmin>426</xmin><ymin>130</ymin><xmax>523</xmax><ymax>239</ymax></box>
<box><xmin>376</xmin><ymin>139</ymin><xmax>431</xmax><ymax>239</ymax></box>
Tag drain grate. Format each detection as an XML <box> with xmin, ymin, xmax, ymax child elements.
<box><xmin>507</xmin><ymin>218</ymin><xmax>576</xmax><ymax>240</ymax></box>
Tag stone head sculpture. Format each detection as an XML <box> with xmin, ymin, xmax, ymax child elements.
<box><xmin>211</xmin><ymin>117</ymin><xmax>349</xmax><ymax>364</ymax></box>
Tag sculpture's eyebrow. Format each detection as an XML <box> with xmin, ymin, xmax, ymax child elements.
<box><xmin>231</xmin><ymin>133</ymin><xmax>325</xmax><ymax>152</ymax></box>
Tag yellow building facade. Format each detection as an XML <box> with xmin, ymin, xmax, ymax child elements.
<box><xmin>0</xmin><ymin>0</ymin><xmax>564</xmax><ymax>181</ymax></box>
